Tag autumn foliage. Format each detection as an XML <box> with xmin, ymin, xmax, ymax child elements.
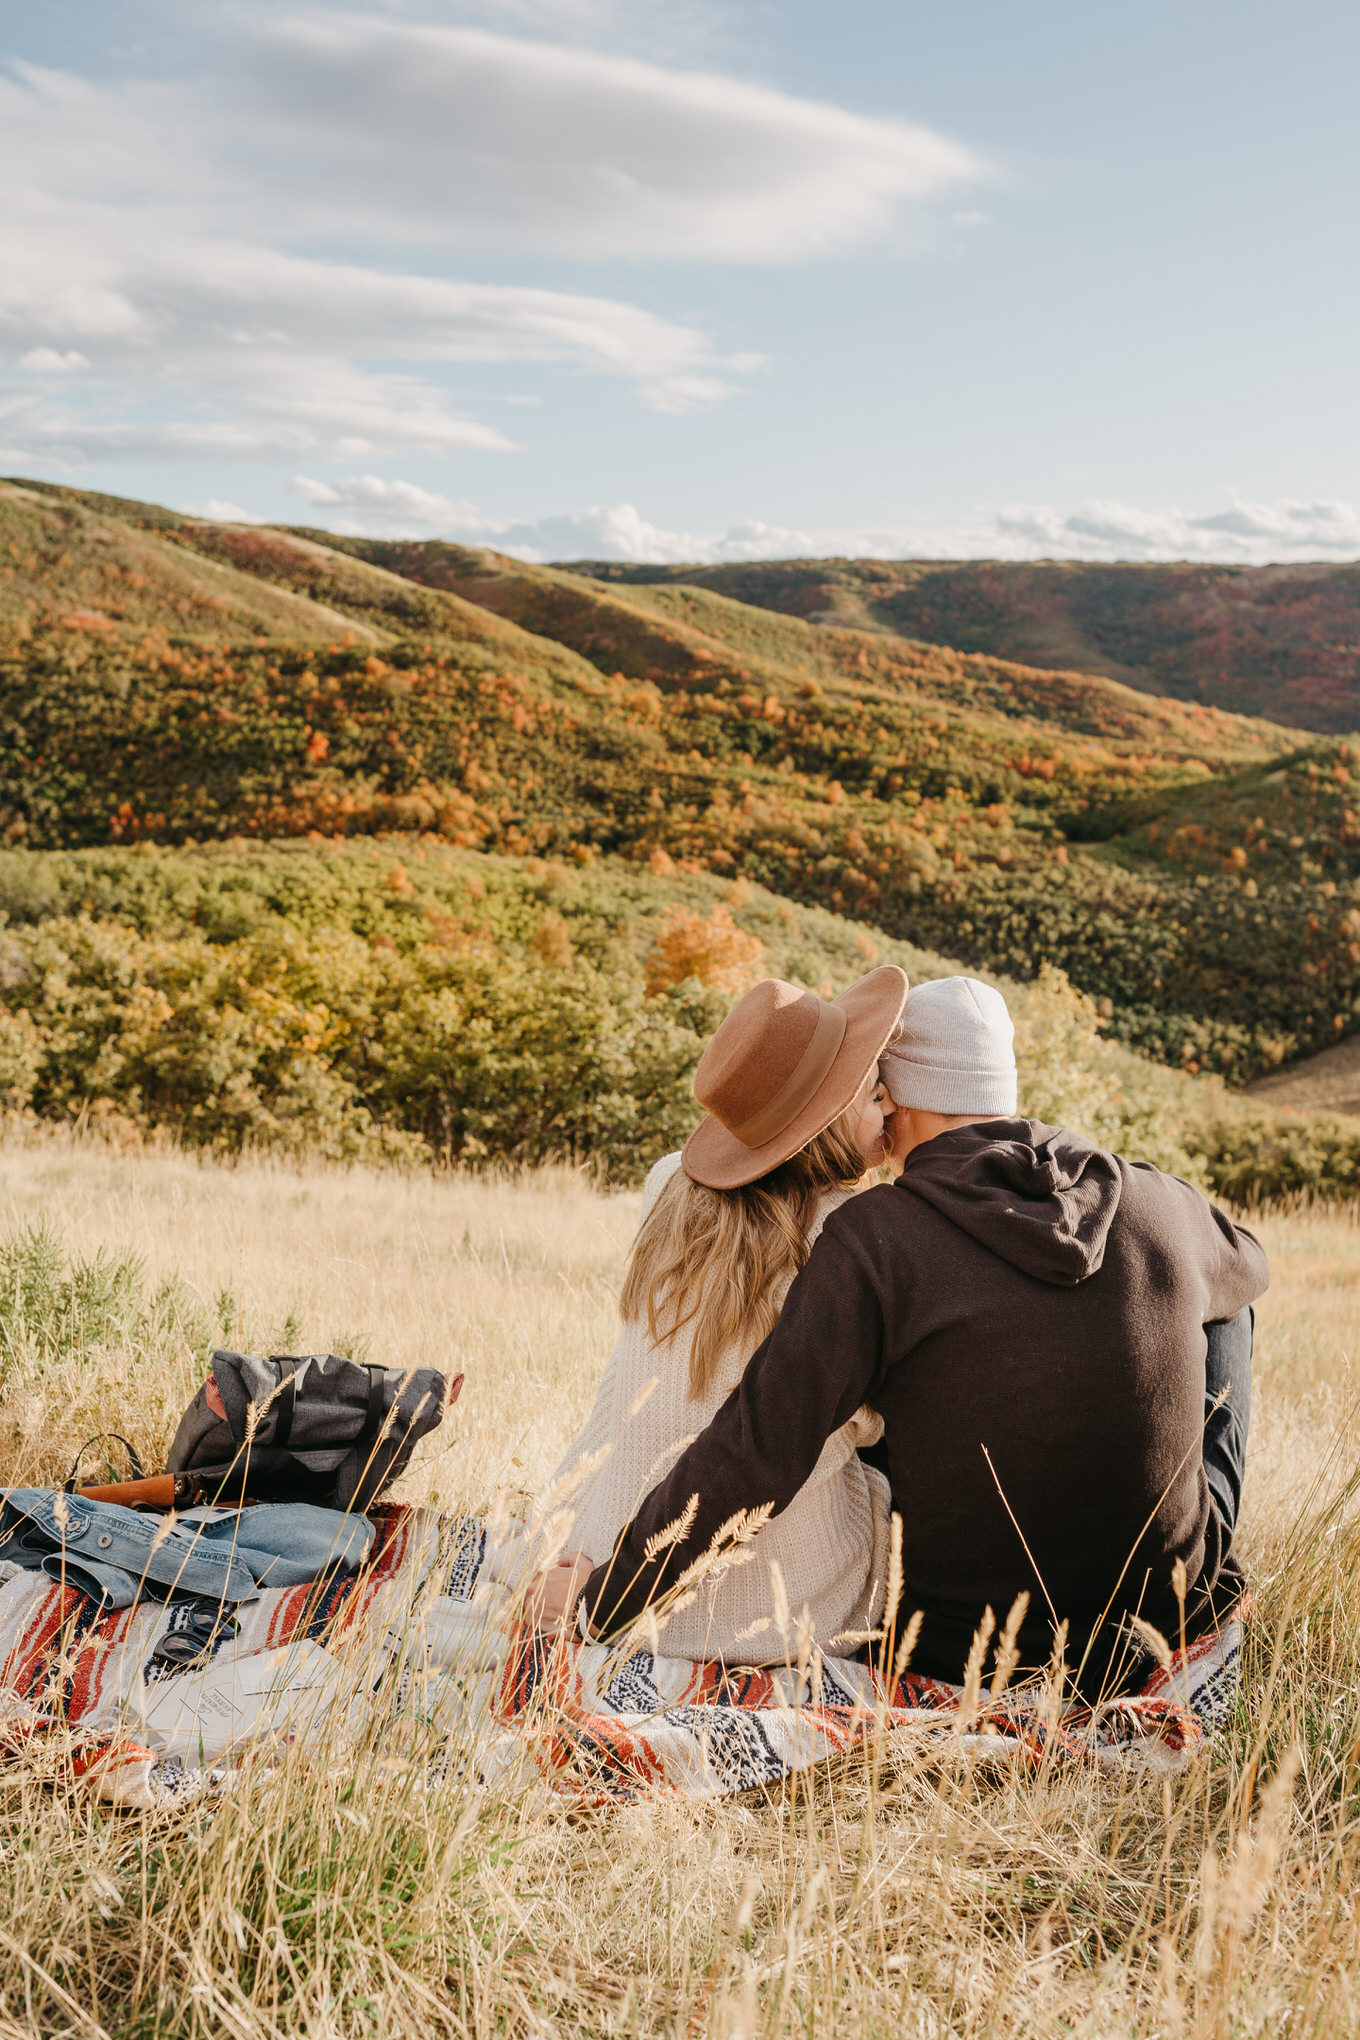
<box><xmin>4</xmin><ymin>475</ymin><xmax>1360</xmax><ymax>1084</ymax></box>
<box><xmin>644</xmin><ymin>905</ymin><xmax>765</xmax><ymax>996</ymax></box>
<box><xmin>0</xmin><ymin>837</ymin><xmax>1355</xmax><ymax>1199</ymax></box>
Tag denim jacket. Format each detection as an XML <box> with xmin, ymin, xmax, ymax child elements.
<box><xmin>0</xmin><ymin>1491</ymin><xmax>375</xmax><ymax>1612</ymax></box>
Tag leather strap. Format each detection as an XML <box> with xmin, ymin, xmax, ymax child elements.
<box><xmin>64</xmin><ymin>1433</ymin><xmax>146</xmax><ymax>1493</ymax></box>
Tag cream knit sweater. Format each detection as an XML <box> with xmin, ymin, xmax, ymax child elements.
<box><xmin>537</xmin><ymin>1153</ymin><xmax>891</xmax><ymax>1663</ymax></box>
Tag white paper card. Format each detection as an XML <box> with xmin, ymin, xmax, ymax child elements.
<box><xmin>134</xmin><ymin>1640</ymin><xmax>366</xmax><ymax>1763</ymax></box>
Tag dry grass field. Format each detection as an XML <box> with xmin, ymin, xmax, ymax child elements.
<box><xmin>0</xmin><ymin>1130</ymin><xmax>1359</xmax><ymax>2038</ymax></box>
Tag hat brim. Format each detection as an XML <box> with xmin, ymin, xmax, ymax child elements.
<box><xmin>681</xmin><ymin>964</ymin><xmax>909</xmax><ymax>1190</ymax></box>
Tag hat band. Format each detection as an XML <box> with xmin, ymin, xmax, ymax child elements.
<box><xmin>729</xmin><ymin>1000</ymin><xmax>848</xmax><ymax>1148</ymax></box>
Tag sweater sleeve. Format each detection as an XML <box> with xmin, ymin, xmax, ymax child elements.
<box><xmin>581</xmin><ymin>1219</ymin><xmax>887</xmax><ymax>1636</ymax></box>
<box><xmin>542</xmin><ymin>1346</ymin><xmax>618</xmax><ymax>1512</ymax></box>
<box><xmin>519</xmin><ymin>1151</ymin><xmax>688</xmax><ymax>1569</ymax></box>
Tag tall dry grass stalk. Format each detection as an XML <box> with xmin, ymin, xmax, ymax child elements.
<box><xmin>0</xmin><ymin>1125</ymin><xmax>1357</xmax><ymax>2037</ymax></box>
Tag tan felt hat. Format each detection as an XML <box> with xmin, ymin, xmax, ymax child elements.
<box><xmin>682</xmin><ymin>965</ymin><xmax>909</xmax><ymax>1190</ymax></box>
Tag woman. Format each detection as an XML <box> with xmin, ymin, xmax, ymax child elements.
<box><xmin>529</xmin><ymin>964</ymin><xmax>908</xmax><ymax>1662</ymax></box>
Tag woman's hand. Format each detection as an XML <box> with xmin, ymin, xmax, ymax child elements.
<box><xmin>525</xmin><ymin>1553</ymin><xmax>596</xmax><ymax>1633</ymax></box>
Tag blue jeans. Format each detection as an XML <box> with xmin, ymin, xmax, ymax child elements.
<box><xmin>0</xmin><ymin>1493</ymin><xmax>374</xmax><ymax>1612</ymax></box>
<box><xmin>1203</xmin><ymin>1307</ymin><xmax>1253</xmax><ymax>1533</ymax></box>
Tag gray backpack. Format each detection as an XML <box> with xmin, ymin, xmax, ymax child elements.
<box><xmin>166</xmin><ymin>1350</ymin><xmax>454</xmax><ymax>1512</ymax></box>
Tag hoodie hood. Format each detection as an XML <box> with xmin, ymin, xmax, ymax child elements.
<box><xmin>898</xmin><ymin>1118</ymin><xmax>1122</xmax><ymax>1286</ymax></box>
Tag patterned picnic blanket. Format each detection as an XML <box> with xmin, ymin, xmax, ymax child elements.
<box><xmin>0</xmin><ymin>1504</ymin><xmax>1245</xmax><ymax>1810</ymax></box>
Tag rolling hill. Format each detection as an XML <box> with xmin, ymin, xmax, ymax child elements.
<box><xmin>572</xmin><ymin>557</ymin><xmax>1360</xmax><ymax>734</ymax></box>
<box><xmin>3</xmin><ymin>475</ymin><xmax>1357</xmax><ymax>1087</ymax></box>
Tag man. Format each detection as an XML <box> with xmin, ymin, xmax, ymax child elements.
<box><xmin>551</xmin><ymin>975</ymin><xmax>1267</xmax><ymax>1698</ymax></box>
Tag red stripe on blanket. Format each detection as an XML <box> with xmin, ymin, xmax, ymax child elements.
<box><xmin>261</xmin><ymin>1503</ymin><xmax>416</xmax><ymax>1649</ymax></box>
<box><xmin>64</xmin><ymin>1604</ymin><xmax>140</xmax><ymax>1723</ymax></box>
<box><xmin>538</xmin><ymin>1719</ymin><xmax>673</xmax><ymax>1793</ymax></box>
<box><xmin>2</xmin><ymin>1505</ymin><xmax>413</xmax><ymax>1713</ymax></box>
<box><xmin>1</xmin><ymin>1585</ymin><xmax>82</xmax><ymax>1703</ymax></box>
<box><xmin>70</xmin><ymin>1737</ymin><xmax>157</xmax><ymax>1785</ymax></box>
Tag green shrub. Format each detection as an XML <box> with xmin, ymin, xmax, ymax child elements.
<box><xmin>0</xmin><ymin>839</ymin><xmax>1356</xmax><ymax>1200</ymax></box>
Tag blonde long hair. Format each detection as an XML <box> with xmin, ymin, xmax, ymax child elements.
<box><xmin>619</xmin><ymin>1107</ymin><xmax>870</xmax><ymax>1400</ymax></box>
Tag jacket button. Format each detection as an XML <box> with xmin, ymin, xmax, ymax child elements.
<box><xmin>96</xmin><ymin>1534</ymin><xmax>113</xmax><ymax>1549</ymax></box>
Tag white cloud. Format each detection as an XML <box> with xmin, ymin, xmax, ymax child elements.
<box><xmin>279</xmin><ymin>483</ymin><xmax>1360</xmax><ymax>567</ymax></box>
<box><xmin>0</xmin><ymin>15</ymin><xmax>982</xmax><ymax>472</ymax></box>
<box><xmin>283</xmin><ymin>479</ymin><xmax>704</xmax><ymax>550</ymax></box>
<box><xmin>488</xmin><ymin>497</ymin><xmax>1360</xmax><ymax>566</ymax></box>
<box><xmin>418</xmin><ymin>0</ymin><xmax>728</xmax><ymax>51</ymax></box>
<box><xmin>179</xmin><ymin>497</ymin><xmax>269</xmax><ymax>522</ymax></box>
<box><xmin>0</xmin><ymin>44</ymin><xmax>788</xmax><ymax>470</ymax></box>
<box><xmin>292</xmin><ymin>474</ymin><xmax>465</xmax><ymax>515</ymax></box>
<box><xmin>246</xmin><ymin>18</ymin><xmax>986</xmax><ymax>260</ymax></box>
<box><xmin>502</xmin><ymin>502</ymin><xmax>712</xmax><ymax>560</ymax></box>
<box><xmin>17</xmin><ymin>347</ymin><xmax>91</xmax><ymax>373</ymax></box>
<box><xmin>288</xmin><ymin>472</ymin><xmax>499</xmax><ymax>533</ymax></box>
<box><xmin>990</xmin><ymin>498</ymin><xmax>1360</xmax><ymax>564</ymax></box>
<box><xmin>0</xmin><ymin>212</ymin><xmax>752</xmax><ymax>462</ymax></box>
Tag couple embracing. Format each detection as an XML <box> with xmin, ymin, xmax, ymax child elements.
<box><xmin>526</xmin><ymin>963</ymin><xmax>1267</xmax><ymax>1700</ymax></box>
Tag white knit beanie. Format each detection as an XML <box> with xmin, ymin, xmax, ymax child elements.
<box><xmin>879</xmin><ymin>976</ymin><xmax>1018</xmax><ymax>1115</ymax></box>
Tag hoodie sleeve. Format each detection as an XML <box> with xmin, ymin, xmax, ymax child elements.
<box><xmin>580</xmin><ymin>1220</ymin><xmax>887</xmax><ymax>1638</ymax></box>
<box><xmin>1143</xmin><ymin>1166</ymin><xmax>1270</xmax><ymax>1320</ymax></box>
<box><xmin>1200</xmin><ymin>1200</ymin><xmax>1270</xmax><ymax>1320</ymax></box>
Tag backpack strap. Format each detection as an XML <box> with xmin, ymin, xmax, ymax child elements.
<box><xmin>271</xmin><ymin>1358</ymin><xmax>301</xmax><ymax>1451</ymax></box>
<box><xmin>362</xmin><ymin>1365</ymin><xmax>387</xmax><ymax>1443</ymax></box>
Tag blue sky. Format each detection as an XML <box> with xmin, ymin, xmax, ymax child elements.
<box><xmin>1</xmin><ymin>0</ymin><xmax>1357</xmax><ymax>562</ymax></box>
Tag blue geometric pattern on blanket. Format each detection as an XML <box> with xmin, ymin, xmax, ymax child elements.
<box><xmin>600</xmin><ymin>1650</ymin><xmax>662</xmax><ymax>1716</ymax></box>
<box><xmin>444</xmin><ymin>1517</ymin><xmax>487</xmax><ymax>1603</ymax></box>
<box><xmin>296</xmin><ymin>1572</ymin><xmax>367</xmax><ymax>1641</ymax></box>
<box><xmin>816</xmin><ymin>1660</ymin><xmax>863</xmax><ymax>1708</ymax></box>
<box><xmin>661</xmin><ymin>1705</ymin><xmax>788</xmax><ymax>1791</ymax></box>
<box><xmin>1184</xmin><ymin>1632</ymin><xmax>1242</xmax><ymax>1729</ymax></box>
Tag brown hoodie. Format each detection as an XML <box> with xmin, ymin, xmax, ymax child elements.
<box><xmin>584</xmin><ymin>1120</ymin><xmax>1269</xmax><ymax>1696</ymax></box>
